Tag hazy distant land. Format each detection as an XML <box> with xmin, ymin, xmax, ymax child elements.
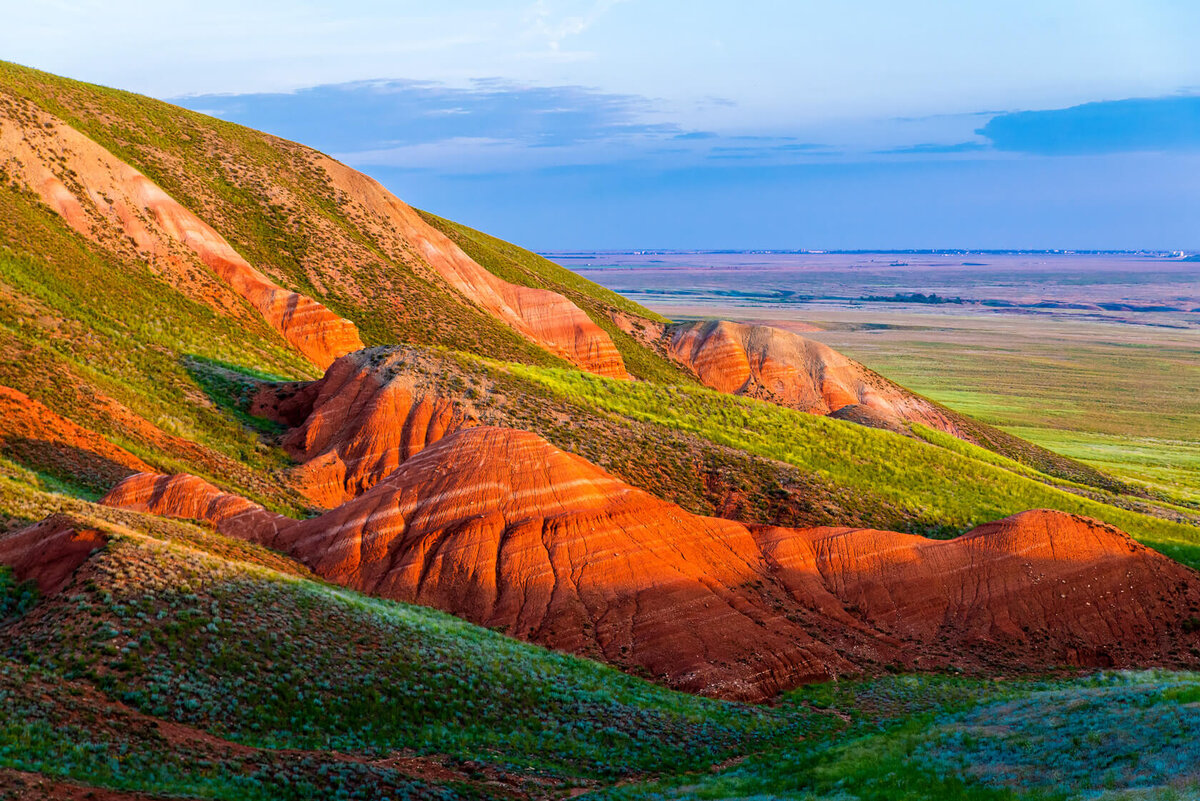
<box><xmin>551</xmin><ymin>251</ymin><xmax>1200</xmax><ymax>326</ymax></box>
<box><xmin>551</xmin><ymin>250</ymin><xmax>1200</xmax><ymax>507</ymax></box>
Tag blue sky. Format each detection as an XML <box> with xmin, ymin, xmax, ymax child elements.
<box><xmin>4</xmin><ymin>1</ymin><xmax>1200</xmax><ymax>248</ymax></box>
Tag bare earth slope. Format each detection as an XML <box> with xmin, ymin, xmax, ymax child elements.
<box><xmin>318</xmin><ymin>158</ymin><xmax>629</xmax><ymax>378</ymax></box>
<box><xmin>100</xmin><ymin>428</ymin><xmax>1200</xmax><ymax>702</ymax></box>
<box><xmin>251</xmin><ymin>351</ymin><xmax>477</xmax><ymax>507</ymax></box>
<box><xmin>0</xmin><ymin>95</ymin><xmax>364</xmax><ymax>369</ymax></box>
<box><xmin>667</xmin><ymin>320</ymin><xmax>961</xmax><ymax>431</ymax></box>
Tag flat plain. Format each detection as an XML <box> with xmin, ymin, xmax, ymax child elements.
<box><xmin>563</xmin><ymin>252</ymin><xmax>1200</xmax><ymax>509</ymax></box>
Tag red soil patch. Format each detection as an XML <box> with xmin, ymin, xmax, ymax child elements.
<box><xmin>0</xmin><ymin>515</ymin><xmax>106</xmax><ymax>595</ymax></box>
<box><xmin>666</xmin><ymin>320</ymin><xmax>960</xmax><ymax>433</ymax></box>
<box><xmin>101</xmin><ymin>427</ymin><xmax>1200</xmax><ymax>701</ymax></box>
<box><xmin>317</xmin><ymin>156</ymin><xmax>627</xmax><ymax>378</ymax></box>
<box><xmin>0</xmin><ymin>99</ymin><xmax>362</xmax><ymax>368</ymax></box>
<box><xmin>0</xmin><ymin>385</ymin><xmax>152</xmax><ymax>487</ymax></box>
<box><xmin>0</xmin><ymin>769</ymin><xmax>179</xmax><ymax>800</ymax></box>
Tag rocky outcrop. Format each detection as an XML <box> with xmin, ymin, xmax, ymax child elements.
<box><xmin>252</xmin><ymin>350</ymin><xmax>476</xmax><ymax>507</ymax></box>
<box><xmin>100</xmin><ymin>427</ymin><xmax>1200</xmax><ymax>701</ymax></box>
<box><xmin>666</xmin><ymin>320</ymin><xmax>960</xmax><ymax>432</ymax></box>
<box><xmin>0</xmin><ymin>516</ymin><xmax>106</xmax><ymax>595</ymax></box>
<box><xmin>0</xmin><ymin>97</ymin><xmax>363</xmax><ymax>368</ymax></box>
<box><xmin>317</xmin><ymin>157</ymin><xmax>627</xmax><ymax>378</ymax></box>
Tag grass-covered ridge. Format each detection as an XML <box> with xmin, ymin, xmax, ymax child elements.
<box><xmin>420</xmin><ymin>210</ymin><xmax>697</xmax><ymax>385</ymax></box>
<box><xmin>498</xmin><ymin>360</ymin><xmax>1200</xmax><ymax>567</ymax></box>
<box><xmin>0</xmin><ymin>59</ymin><xmax>585</xmax><ymax>370</ymax></box>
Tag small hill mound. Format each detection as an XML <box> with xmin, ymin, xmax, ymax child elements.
<box><xmin>666</xmin><ymin>320</ymin><xmax>960</xmax><ymax>430</ymax></box>
<box><xmin>101</xmin><ymin>427</ymin><xmax>1200</xmax><ymax>701</ymax></box>
<box><xmin>252</xmin><ymin>350</ymin><xmax>476</xmax><ymax>507</ymax></box>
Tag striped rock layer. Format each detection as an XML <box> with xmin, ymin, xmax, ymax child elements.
<box><xmin>252</xmin><ymin>350</ymin><xmax>477</xmax><ymax>508</ymax></box>
<box><xmin>98</xmin><ymin>426</ymin><xmax>1200</xmax><ymax>701</ymax></box>
<box><xmin>0</xmin><ymin>97</ymin><xmax>363</xmax><ymax>368</ymax></box>
<box><xmin>667</xmin><ymin>320</ymin><xmax>960</xmax><ymax>432</ymax></box>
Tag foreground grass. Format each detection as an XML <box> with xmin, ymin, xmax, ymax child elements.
<box><xmin>4</xmin><ymin>530</ymin><xmax>788</xmax><ymax>783</ymax></box>
<box><xmin>500</xmin><ymin>362</ymin><xmax>1200</xmax><ymax>567</ymax></box>
<box><xmin>599</xmin><ymin>672</ymin><xmax>1200</xmax><ymax>800</ymax></box>
<box><xmin>4</xmin><ymin>495</ymin><xmax>1200</xmax><ymax>800</ymax></box>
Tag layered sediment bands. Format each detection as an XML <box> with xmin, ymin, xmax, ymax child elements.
<box><xmin>317</xmin><ymin>157</ymin><xmax>627</xmax><ymax>378</ymax></box>
<box><xmin>0</xmin><ymin>516</ymin><xmax>107</xmax><ymax>594</ymax></box>
<box><xmin>100</xmin><ymin>473</ymin><xmax>288</xmax><ymax>543</ymax></box>
<box><xmin>101</xmin><ymin>428</ymin><xmax>1200</xmax><ymax>701</ymax></box>
<box><xmin>256</xmin><ymin>351</ymin><xmax>477</xmax><ymax>508</ymax></box>
<box><xmin>667</xmin><ymin>320</ymin><xmax>960</xmax><ymax>432</ymax></box>
<box><xmin>0</xmin><ymin>386</ymin><xmax>153</xmax><ymax>488</ymax></box>
<box><xmin>0</xmin><ymin>98</ymin><xmax>363</xmax><ymax>368</ymax></box>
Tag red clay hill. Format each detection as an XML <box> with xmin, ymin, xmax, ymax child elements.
<box><xmin>98</xmin><ymin>426</ymin><xmax>1200</xmax><ymax>701</ymax></box>
<box><xmin>251</xmin><ymin>351</ymin><xmax>477</xmax><ymax>508</ymax></box>
<box><xmin>665</xmin><ymin>320</ymin><xmax>962</xmax><ymax>433</ymax></box>
<box><xmin>0</xmin><ymin>94</ymin><xmax>627</xmax><ymax>378</ymax></box>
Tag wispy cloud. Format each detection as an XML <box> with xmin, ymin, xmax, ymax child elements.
<box><xmin>176</xmin><ymin>78</ymin><xmax>678</xmax><ymax>154</ymax></box>
<box><xmin>878</xmin><ymin>141</ymin><xmax>989</xmax><ymax>155</ymax></box>
<box><xmin>523</xmin><ymin>0</ymin><xmax>632</xmax><ymax>51</ymax></box>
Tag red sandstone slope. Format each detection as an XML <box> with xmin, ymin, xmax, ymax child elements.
<box><xmin>0</xmin><ymin>96</ymin><xmax>363</xmax><ymax>368</ymax></box>
<box><xmin>0</xmin><ymin>386</ymin><xmax>153</xmax><ymax>489</ymax></box>
<box><xmin>316</xmin><ymin>157</ymin><xmax>628</xmax><ymax>378</ymax></box>
<box><xmin>250</xmin><ymin>350</ymin><xmax>477</xmax><ymax>508</ymax></box>
<box><xmin>666</xmin><ymin>320</ymin><xmax>960</xmax><ymax>432</ymax></box>
<box><xmin>99</xmin><ymin>427</ymin><xmax>1200</xmax><ymax>701</ymax></box>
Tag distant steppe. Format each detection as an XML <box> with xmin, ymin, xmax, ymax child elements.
<box><xmin>559</xmin><ymin>252</ymin><xmax>1200</xmax><ymax>508</ymax></box>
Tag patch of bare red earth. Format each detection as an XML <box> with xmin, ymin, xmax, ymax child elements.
<box><xmin>317</xmin><ymin>157</ymin><xmax>629</xmax><ymax>379</ymax></box>
<box><xmin>666</xmin><ymin>319</ymin><xmax>962</xmax><ymax>433</ymax></box>
<box><xmin>0</xmin><ymin>386</ymin><xmax>153</xmax><ymax>489</ymax></box>
<box><xmin>251</xmin><ymin>350</ymin><xmax>476</xmax><ymax>507</ymax></box>
<box><xmin>98</xmin><ymin>427</ymin><xmax>1200</xmax><ymax>702</ymax></box>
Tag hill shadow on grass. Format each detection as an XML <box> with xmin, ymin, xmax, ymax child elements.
<box><xmin>182</xmin><ymin>354</ymin><xmax>291</xmax><ymax>441</ymax></box>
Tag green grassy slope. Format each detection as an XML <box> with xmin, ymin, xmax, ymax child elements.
<box><xmin>496</xmin><ymin>361</ymin><xmax>1200</xmax><ymax>567</ymax></box>
<box><xmin>0</xmin><ymin>185</ymin><xmax>313</xmax><ymax>513</ymax></box>
<box><xmin>0</xmin><ymin>60</ymin><xmax>577</xmax><ymax>370</ymax></box>
<box><xmin>601</xmin><ymin>671</ymin><xmax>1200</xmax><ymax>800</ymax></box>
<box><xmin>418</xmin><ymin>211</ymin><xmax>696</xmax><ymax>384</ymax></box>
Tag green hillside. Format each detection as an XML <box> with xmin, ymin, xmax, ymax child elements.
<box><xmin>1</xmin><ymin>58</ymin><xmax>1200</xmax><ymax>801</ymax></box>
<box><xmin>3</xmin><ymin>493</ymin><xmax>1198</xmax><ymax>799</ymax></box>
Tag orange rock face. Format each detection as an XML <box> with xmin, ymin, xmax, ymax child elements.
<box><xmin>100</xmin><ymin>473</ymin><xmax>288</xmax><ymax>543</ymax></box>
<box><xmin>0</xmin><ymin>99</ymin><xmax>363</xmax><ymax>369</ymax></box>
<box><xmin>0</xmin><ymin>517</ymin><xmax>107</xmax><ymax>595</ymax></box>
<box><xmin>100</xmin><ymin>427</ymin><xmax>1200</xmax><ymax>701</ymax></box>
<box><xmin>667</xmin><ymin>320</ymin><xmax>959</xmax><ymax>431</ymax></box>
<box><xmin>317</xmin><ymin>157</ymin><xmax>627</xmax><ymax>378</ymax></box>
<box><xmin>254</xmin><ymin>350</ymin><xmax>477</xmax><ymax>508</ymax></box>
<box><xmin>0</xmin><ymin>386</ymin><xmax>153</xmax><ymax>488</ymax></box>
